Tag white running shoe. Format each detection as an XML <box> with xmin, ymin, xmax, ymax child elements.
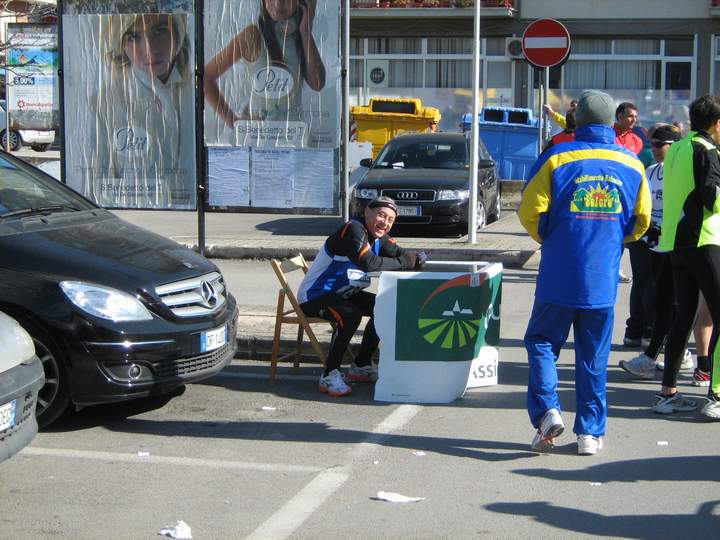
<box><xmin>651</xmin><ymin>392</ymin><xmax>697</xmax><ymax>414</ymax></box>
<box><xmin>347</xmin><ymin>363</ymin><xmax>378</xmax><ymax>383</ymax></box>
<box><xmin>700</xmin><ymin>399</ymin><xmax>720</xmax><ymax>421</ymax></box>
<box><xmin>618</xmin><ymin>270</ymin><xmax>632</xmax><ymax>283</ymax></box>
<box><xmin>577</xmin><ymin>435</ymin><xmax>603</xmax><ymax>455</ymax></box>
<box><xmin>530</xmin><ymin>408</ymin><xmax>564</xmax><ymax>453</ymax></box>
<box><xmin>318</xmin><ymin>369</ymin><xmax>352</xmax><ymax>397</ymax></box>
<box><xmin>656</xmin><ymin>349</ymin><xmax>694</xmax><ymax>371</ymax></box>
<box><xmin>619</xmin><ymin>353</ymin><xmax>656</xmax><ymax>379</ymax></box>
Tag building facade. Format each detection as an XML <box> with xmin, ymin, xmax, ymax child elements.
<box><xmin>350</xmin><ymin>0</ymin><xmax>720</xmax><ymax>130</ymax></box>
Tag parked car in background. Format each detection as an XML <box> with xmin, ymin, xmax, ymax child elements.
<box><xmin>350</xmin><ymin>132</ymin><xmax>500</xmax><ymax>236</ymax></box>
<box><xmin>0</xmin><ymin>151</ymin><xmax>238</xmax><ymax>427</ymax></box>
<box><xmin>0</xmin><ymin>101</ymin><xmax>55</xmax><ymax>152</ymax></box>
<box><xmin>0</xmin><ymin>311</ymin><xmax>44</xmax><ymax>463</ymax></box>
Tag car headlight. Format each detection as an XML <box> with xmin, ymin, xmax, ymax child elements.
<box><xmin>353</xmin><ymin>188</ymin><xmax>378</xmax><ymax>200</ymax></box>
<box><xmin>438</xmin><ymin>189</ymin><xmax>470</xmax><ymax>201</ymax></box>
<box><xmin>60</xmin><ymin>281</ymin><xmax>153</xmax><ymax>321</ymax></box>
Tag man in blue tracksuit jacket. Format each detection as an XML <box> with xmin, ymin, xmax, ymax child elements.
<box><xmin>518</xmin><ymin>90</ymin><xmax>651</xmax><ymax>456</ymax></box>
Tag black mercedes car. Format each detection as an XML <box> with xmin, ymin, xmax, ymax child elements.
<box><xmin>0</xmin><ymin>151</ymin><xmax>237</xmax><ymax>427</ymax></box>
<box><xmin>350</xmin><ymin>132</ymin><xmax>500</xmax><ymax>235</ymax></box>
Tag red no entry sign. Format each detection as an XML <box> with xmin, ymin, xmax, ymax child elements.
<box><xmin>522</xmin><ymin>18</ymin><xmax>571</xmax><ymax>68</ymax></box>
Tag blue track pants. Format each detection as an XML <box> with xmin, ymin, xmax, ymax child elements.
<box><xmin>524</xmin><ymin>301</ymin><xmax>613</xmax><ymax>437</ymax></box>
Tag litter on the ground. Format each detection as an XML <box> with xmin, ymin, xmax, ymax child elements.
<box><xmin>589</xmin><ymin>482</ymin><xmax>602</xmax><ymax>486</ymax></box>
<box><xmin>373</xmin><ymin>460</ymin><xmax>380</xmax><ymax>465</ymax></box>
<box><xmin>261</xmin><ymin>406</ymin><xmax>276</xmax><ymax>411</ymax></box>
<box><xmin>137</xmin><ymin>451</ymin><xmax>150</xmax><ymax>457</ymax></box>
<box><xmin>159</xmin><ymin>520</ymin><xmax>192</xmax><ymax>539</ymax></box>
<box><xmin>657</xmin><ymin>441</ymin><xmax>669</xmax><ymax>446</ymax></box>
<box><xmin>413</xmin><ymin>451</ymin><xmax>426</xmax><ymax>456</ymax></box>
<box><xmin>376</xmin><ymin>491</ymin><xmax>425</xmax><ymax>503</ymax></box>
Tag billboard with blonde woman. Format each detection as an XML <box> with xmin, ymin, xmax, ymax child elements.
<box><xmin>62</xmin><ymin>1</ymin><xmax>196</xmax><ymax>209</ymax></box>
<box><xmin>204</xmin><ymin>0</ymin><xmax>340</xmax><ymax>148</ymax></box>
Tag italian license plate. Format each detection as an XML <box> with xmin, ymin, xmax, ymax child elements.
<box><xmin>397</xmin><ymin>206</ymin><xmax>421</xmax><ymax>216</ymax></box>
<box><xmin>201</xmin><ymin>325</ymin><xmax>227</xmax><ymax>353</ymax></box>
<box><xmin>0</xmin><ymin>400</ymin><xmax>16</xmax><ymax>432</ymax></box>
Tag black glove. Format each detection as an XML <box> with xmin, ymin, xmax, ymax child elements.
<box><xmin>399</xmin><ymin>252</ymin><xmax>418</xmax><ymax>270</ymax></box>
<box><xmin>645</xmin><ymin>225</ymin><xmax>661</xmax><ymax>248</ymax></box>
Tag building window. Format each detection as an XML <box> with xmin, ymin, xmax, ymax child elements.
<box><xmin>427</xmin><ymin>37</ymin><xmax>473</xmax><ymax>54</ymax></box>
<box><xmin>485</xmin><ymin>37</ymin><xmax>506</xmax><ymax>56</ymax></box>
<box><xmin>487</xmin><ymin>62</ymin><xmax>511</xmax><ymax>88</ymax></box>
<box><xmin>614</xmin><ymin>39</ymin><xmax>659</xmax><ymax>55</ymax></box>
<box><xmin>350</xmin><ymin>59</ymin><xmax>364</xmax><ymax>87</ymax></box>
<box><xmin>425</xmin><ymin>59</ymin><xmax>474</xmax><ymax>88</ymax></box>
<box><xmin>665</xmin><ymin>62</ymin><xmax>691</xmax><ymax>90</ymax></box>
<box><xmin>368</xmin><ymin>38</ymin><xmax>421</xmax><ymax>54</ymax></box>
<box><xmin>572</xmin><ymin>38</ymin><xmax>611</xmax><ymax>54</ymax></box>
<box><xmin>389</xmin><ymin>60</ymin><xmax>423</xmax><ymax>87</ymax></box>
<box><xmin>665</xmin><ymin>38</ymin><xmax>694</xmax><ymax>57</ymax></box>
<box><xmin>350</xmin><ymin>38</ymin><xmax>363</xmax><ymax>56</ymax></box>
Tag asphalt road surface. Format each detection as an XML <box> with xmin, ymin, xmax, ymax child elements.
<box><xmin>1</xmin><ymin>262</ymin><xmax>718</xmax><ymax>539</ymax></box>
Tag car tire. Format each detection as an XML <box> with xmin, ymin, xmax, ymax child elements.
<box><xmin>0</xmin><ymin>130</ymin><xmax>21</xmax><ymax>151</ymax></box>
<box><xmin>488</xmin><ymin>199</ymin><xmax>501</xmax><ymax>224</ymax></box>
<box><xmin>31</xmin><ymin>143</ymin><xmax>50</xmax><ymax>152</ymax></box>
<box><xmin>25</xmin><ymin>324</ymin><xmax>71</xmax><ymax>428</ymax></box>
<box><xmin>476</xmin><ymin>199</ymin><xmax>487</xmax><ymax>230</ymax></box>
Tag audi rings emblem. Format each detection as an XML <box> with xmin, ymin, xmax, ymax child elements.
<box><xmin>395</xmin><ymin>191</ymin><xmax>419</xmax><ymax>200</ymax></box>
<box><xmin>200</xmin><ymin>281</ymin><xmax>218</xmax><ymax>308</ymax></box>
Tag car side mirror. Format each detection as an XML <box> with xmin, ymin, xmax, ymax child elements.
<box><xmin>360</xmin><ymin>158</ymin><xmax>373</xmax><ymax>168</ymax></box>
<box><xmin>478</xmin><ymin>158</ymin><xmax>495</xmax><ymax>169</ymax></box>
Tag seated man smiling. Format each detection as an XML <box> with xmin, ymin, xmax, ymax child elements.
<box><xmin>298</xmin><ymin>196</ymin><xmax>421</xmax><ymax>396</ymax></box>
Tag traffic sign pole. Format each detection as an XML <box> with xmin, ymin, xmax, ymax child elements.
<box><xmin>522</xmin><ymin>19</ymin><xmax>571</xmax><ymax>154</ymax></box>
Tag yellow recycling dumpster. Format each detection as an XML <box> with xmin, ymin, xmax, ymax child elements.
<box><xmin>351</xmin><ymin>98</ymin><xmax>441</xmax><ymax>158</ymax></box>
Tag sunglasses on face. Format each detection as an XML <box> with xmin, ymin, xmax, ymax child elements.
<box><xmin>651</xmin><ymin>140</ymin><xmax>672</xmax><ymax>149</ymax></box>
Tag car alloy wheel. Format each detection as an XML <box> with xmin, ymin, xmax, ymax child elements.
<box><xmin>476</xmin><ymin>199</ymin><xmax>487</xmax><ymax>230</ymax></box>
<box><xmin>0</xmin><ymin>130</ymin><xmax>20</xmax><ymax>151</ymax></box>
<box><xmin>31</xmin><ymin>331</ymin><xmax>71</xmax><ymax>428</ymax></box>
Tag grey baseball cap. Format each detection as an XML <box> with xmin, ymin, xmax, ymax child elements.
<box><xmin>575</xmin><ymin>90</ymin><xmax>616</xmax><ymax>127</ymax></box>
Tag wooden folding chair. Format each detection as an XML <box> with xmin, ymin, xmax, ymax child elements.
<box><xmin>269</xmin><ymin>254</ymin><xmax>334</xmax><ymax>384</ymax></box>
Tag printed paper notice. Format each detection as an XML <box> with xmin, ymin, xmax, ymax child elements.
<box><xmin>208</xmin><ymin>147</ymin><xmax>250</xmax><ymax>206</ymax></box>
<box><xmin>251</xmin><ymin>148</ymin><xmax>294</xmax><ymax>208</ymax></box>
<box><xmin>294</xmin><ymin>149</ymin><xmax>335</xmax><ymax>208</ymax></box>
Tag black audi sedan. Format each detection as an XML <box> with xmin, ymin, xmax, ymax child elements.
<box><xmin>0</xmin><ymin>151</ymin><xmax>237</xmax><ymax>427</ymax></box>
<box><xmin>350</xmin><ymin>132</ymin><xmax>500</xmax><ymax>235</ymax></box>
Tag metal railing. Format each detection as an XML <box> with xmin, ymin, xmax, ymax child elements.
<box><xmin>350</xmin><ymin>1</ymin><xmax>516</xmax><ymax>8</ymax></box>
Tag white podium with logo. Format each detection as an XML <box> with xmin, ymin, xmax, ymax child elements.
<box><xmin>373</xmin><ymin>263</ymin><xmax>502</xmax><ymax>403</ymax></box>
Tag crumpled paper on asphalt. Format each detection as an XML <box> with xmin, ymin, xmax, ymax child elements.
<box><xmin>159</xmin><ymin>520</ymin><xmax>192</xmax><ymax>539</ymax></box>
<box><xmin>376</xmin><ymin>491</ymin><xmax>425</xmax><ymax>503</ymax></box>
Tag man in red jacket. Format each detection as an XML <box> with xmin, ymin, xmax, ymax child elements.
<box><xmin>614</xmin><ymin>102</ymin><xmax>643</xmax><ymax>155</ymax></box>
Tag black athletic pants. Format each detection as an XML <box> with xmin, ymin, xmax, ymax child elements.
<box><xmin>625</xmin><ymin>240</ymin><xmax>655</xmax><ymax>340</ymax></box>
<box><xmin>300</xmin><ymin>291</ymin><xmax>378</xmax><ymax>375</ymax></box>
<box><xmin>644</xmin><ymin>251</ymin><xmax>674</xmax><ymax>359</ymax></box>
<box><xmin>663</xmin><ymin>246</ymin><xmax>720</xmax><ymax>390</ymax></box>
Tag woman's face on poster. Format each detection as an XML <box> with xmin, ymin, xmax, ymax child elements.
<box><xmin>123</xmin><ymin>15</ymin><xmax>178</xmax><ymax>81</ymax></box>
<box><xmin>264</xmin><ymin>0</ymin><xmax>299</xmax><ymax>22</ymax></box>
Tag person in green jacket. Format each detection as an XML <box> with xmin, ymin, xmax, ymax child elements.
<box><xmin>652</xmin><ymin>94</ymin><xmax>720</xmax><ymax>420</ymax></box>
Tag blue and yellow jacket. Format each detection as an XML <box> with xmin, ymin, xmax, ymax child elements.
<box><xmin>519</xmin><ymin>124</ymin><xmax>651</xmax><ymax>308</ymax></box>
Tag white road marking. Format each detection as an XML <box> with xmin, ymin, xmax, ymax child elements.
<box><xmin>22</xmin><ymin>447</ymin><xmax>322</xmax><ymax>473</ymax></box>
<box><xmin>246</xmin><ymin>404</ymin><xmax>422</xmax><ymax>540</ymax></box>
<box><xmin>524</xmin><ymin>36</ymin><xmax>568</xmax><ymax>49</ymax></box>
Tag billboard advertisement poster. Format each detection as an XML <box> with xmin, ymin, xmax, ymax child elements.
<box><xmin>6</xmin><ymin>24</ymin><xmax>58</xmax><ymax>130</ymax></box>
<box><xmin>62</xmin><ymin>1</ymin><xmax>196</xmax><ymax>209</ymax></box>
<box><xmin>203</xmin><ymin>0</ymin><xmax>340</xmax><ymax>149</ymax></box>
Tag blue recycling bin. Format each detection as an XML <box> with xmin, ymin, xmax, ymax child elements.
<box><xmin>462</xmin><ymin>107</ymin><xmax>541</xmax><ymax>182</ymax></box>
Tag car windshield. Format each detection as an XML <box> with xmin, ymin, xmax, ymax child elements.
<box><xmin>375</xmin><ymin>140</ymin><xmax>469</xmax><ymax>170</ymax></box>
<box><xmin>0</xmin><ymin>155</ymin><xmax>95</xmax><ymax>218</ymax></box>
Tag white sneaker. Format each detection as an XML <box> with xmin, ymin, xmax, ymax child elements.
<box><xmin>700</xmin><ymin>399</ymin><xmax>720</xmax><ymax>421</ymax></box>
<box><xmin>318</xmin><ymin>369</ymin><xmax>352</xmax><ymax>397</ymax></box>
<box><xmin>530</xmin><ymin>408</ymin><xmax>564</xmax><ymax>453</ymax></box>
<box><xmin>656</xmin><ymin>349</ymin><xmax>693</xmax><ymax>371</ymax></box>
<box><xmin>347</xmin><ymin>363</ymin><xmax>378</xmax><ymax>383</ymax></box>
<box><xmin>619</xmin><ymin>353</ymin><xmax>656</xmax><ymax>379</ymax></box>
<box><xmin>651</xmin><ymin>392</ymin><xmax>697</xmax><ymax>414</ymax></box>
<box><xmin>577</xmin><ymin>435</ymin><xmax>603</xmax><ymax>455</ymax></box>
<box><xmin>618</xmin><ymin>270</ymin><xmax>632</xmax><ymax>283</ymax></box>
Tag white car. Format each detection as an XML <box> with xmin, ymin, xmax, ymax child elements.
<box><xmin>0</xmin><ymin>311</ymin><xmax>44</xmax><ymax>463</ymax></box>
<box><xmin>0</xmin><ymin>101</ymin><xmax>55</xmax><ymax>152</ymax></box>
